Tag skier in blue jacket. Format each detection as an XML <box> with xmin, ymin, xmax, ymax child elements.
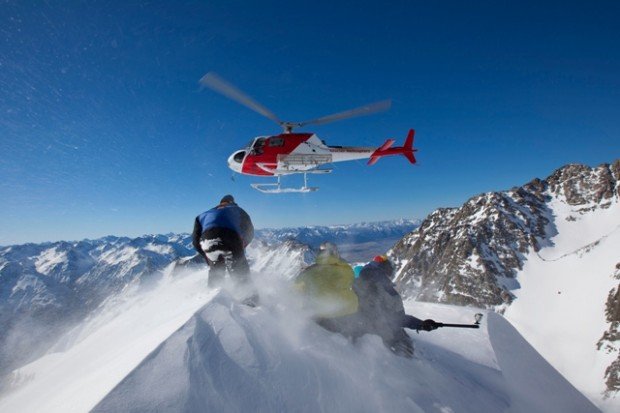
<box><xmin>192</xmin><ymin>195</ymin><xmax>254</xmax><ymax>288</ymax></box>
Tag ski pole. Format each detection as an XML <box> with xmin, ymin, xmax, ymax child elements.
<box><xmin>435</xmin><ymin>322</ymin><xmax>479</xmax><ymax>329</ymax></box>
<box><xmin>433</xmin><ymin>314</ymin><xmax>483</xmax><ymax>329</ymax></box>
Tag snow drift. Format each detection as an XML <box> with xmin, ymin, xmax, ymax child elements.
<box><xmin>92</xmin><ymin>292</ymin><xmax>598</xmax><ymax>413</ymax></box>
<box><xmin>0</xmin><ymin>264</ymin><xmax>601</xmax><ymax>413</ymax></box>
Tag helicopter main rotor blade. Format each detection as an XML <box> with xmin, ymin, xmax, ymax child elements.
<box><xmin>199</xmin><ymin>72</ymin><xmax>282</xmax><ymax>126</ymax></box>
<box><xmin>296</xmin><ymin>99</ymin><xmax>392</xmax><ymax>128</ymax></box>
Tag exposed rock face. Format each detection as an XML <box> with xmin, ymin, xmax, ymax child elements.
<box><xmin>389</xmin><ymin>160</ymin><xmax>620</xmax><ymax>308</ymax></box>
<box><xmin>390</xmin><ymin>185</ymin><xmax>552</xmax><ymax>308</ymax></box>
<box><xmin>546</xmin><ymin>161</ymin><xmax>620</xmax><ymax>209</ymax></box>
<box><xmin>598</xmin><ymin>263</ymin><xmax>620</xmax><ymax>395</ymax></box>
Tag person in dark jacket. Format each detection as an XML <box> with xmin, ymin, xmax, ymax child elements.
<box><xmin>353</xmin><ymin>255</ymin><xmax>438</xmax><ymax>357</ymax></box>
<box><xmin>192</xmin><ymin>195</ymin><xmax>254</xmax><ymax>288</ymax></box>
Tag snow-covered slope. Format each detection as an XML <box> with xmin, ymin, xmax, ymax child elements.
<box><xmin>503</xmin><ymin>191</ymin><xmax>620</xmax><ymax>408</ymax></box>
<box><xmin>0</xmin><ymin>268</ymin><xmax>599</xmax><ymax>413</ymax></box>
<box><xmin>389</xmin><ymin>160</ymin><xmax>620</xmax><ymax>407</ymax></box>
<box><xmin>91</xmin><ymin>296</ymin><xmax>536</xmax><ymax>413</ymax></box>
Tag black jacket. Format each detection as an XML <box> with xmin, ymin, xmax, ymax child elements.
<box><xmin>353</xmin><ymin>261</ymin><xmax>422</xmax><ymax>336</ymax></box>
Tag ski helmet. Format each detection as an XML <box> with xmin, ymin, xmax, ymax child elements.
<box><xmin>318</xmin><ymin>242</ymin><xmax>340</xmax><ymax>258</ymax></box>
<box><xmin>220</xmin><ymin>194</ymin><xmax>235</xmax><ymax>204</ymax></box>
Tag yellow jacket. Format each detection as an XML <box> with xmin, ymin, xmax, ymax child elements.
<box><xmin>295</xmin><ymin>254</ymin><xmax>359</xmax><ymax>318</ymax></box>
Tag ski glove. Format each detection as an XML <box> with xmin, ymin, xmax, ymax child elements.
<box><xmin>421</xmin><ymin>319</ymin><xmax>438</xmax><ymax>331</ymax></box>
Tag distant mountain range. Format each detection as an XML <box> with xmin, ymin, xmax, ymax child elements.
<box><xmin>0</xmin><ymin>219</ymin><xmax>418</xmax><ymax>377</ymax></box>
<box><xmin>256</xmin><ymin>218</ymin><xmax>420</xmax><ymax>262</ymax></box>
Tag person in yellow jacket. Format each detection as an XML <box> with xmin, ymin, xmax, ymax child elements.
<box><xmin>295</xmin><ymin>242</ymin><xmax>359</xmax><ymax>335</ymax></box>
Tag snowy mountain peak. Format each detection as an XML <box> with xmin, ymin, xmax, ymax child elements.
<box><xmin>391</xmin><ymin>159</ymin><xmax>620</xmax><ymax>308</ymax></box>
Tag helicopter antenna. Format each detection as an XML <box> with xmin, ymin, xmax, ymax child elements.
<box><xmin>199</xmin><ymin>72</ymin><xmax>283</xmax><ymax>126</ymax></box>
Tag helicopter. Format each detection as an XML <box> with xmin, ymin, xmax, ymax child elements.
<box><xmin>200</xmin><ymin>72</ymin><xmax>417</xmax><ymax>193</ymax></box>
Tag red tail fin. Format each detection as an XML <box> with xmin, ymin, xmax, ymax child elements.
<box><xmin>368</xmin><ymin>129</ymin><xmax>416</xmax><ymax>166</ymax></box>
<box><xmin>403</xmin><ymin>129</ymin><xmax>416</xmax><ymax>164</ymax></box>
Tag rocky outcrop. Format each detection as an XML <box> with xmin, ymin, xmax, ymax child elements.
<box><xmin>390</xmin><ymin>188</ymin><xmax>550</xmax><ymax>307</ymax></box>
<box><xmin>546</xmin><ymin>160</ymin><xmax>620</xmax><ymax>210</ymax></box>
<box><xmin>389</xmin><ymin>160</ymin><xmax>620</xmax><ymax>309</ymax></box>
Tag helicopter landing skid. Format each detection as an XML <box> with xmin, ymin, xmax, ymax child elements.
<box><xmin>251</xmin><ymin>172</ymin><xmax>324</xmax><ymax>194</ymax></box>
<box><xmin>251</xmin><ymin>183</ymin><xmax>318</xmax><ymax>194</ymax></box>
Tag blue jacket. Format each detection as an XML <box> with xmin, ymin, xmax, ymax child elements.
<box><xmin>192</xmin><ymin>203</ymin><xmax>254</xmax><ymax>254</ymax></box>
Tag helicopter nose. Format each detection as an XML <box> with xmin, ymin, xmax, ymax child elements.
<box><xmin>227</xmin><ymin>150</ymin><xmax>245</xmax><ymax>173</ymax></box>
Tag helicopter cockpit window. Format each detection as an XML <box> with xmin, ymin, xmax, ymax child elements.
<box><xmin>233</xmin><ymin>151</ymin><xmax>245</xmax><ymax>163</ymax></box>
<box><xmin>251</xmin><ymin>138</ymin><xmax>266</xmax><ymax>155</ymax></box>
<box><xmin>268</xmin><ymin>137</ymin><xmax>284</xmax><ymax>147</ymax></box>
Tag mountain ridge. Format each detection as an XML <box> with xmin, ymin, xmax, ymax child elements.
<box><xmin>390</xmin><ymin>160</ymin><xmax>620</xmax><ymax>307</ymax></box>
<box><xmin>0</xmin><ymin>219</ymin><xmax>418</xmax><ymax>377</ymax></box>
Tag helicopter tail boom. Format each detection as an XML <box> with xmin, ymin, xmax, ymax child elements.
<box><xmin>367</xmin><ymin>129</ymin><xmax>417</xmax><ymax>166</ymax></box>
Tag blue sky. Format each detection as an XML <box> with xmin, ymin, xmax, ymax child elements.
<box><xmin>1</xmin><ymin>0</ymin><xmax>619</xmax><ymax>245</ymax></box>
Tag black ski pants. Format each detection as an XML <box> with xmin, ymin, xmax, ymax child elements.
<box><xmin>200</xmin><ymin>227</ymin><xmax>250</xmax><ymax>287</ymax></box>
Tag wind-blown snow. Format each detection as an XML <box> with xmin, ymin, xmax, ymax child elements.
<box><xmin>0</xmin><ymin>268</ymin><xmax>213</xmax><ymax>413</ymax></box>
<box><xmin>0</xmin><ymin>260</ymin><xmax>600</xmax><ymax>413</ymax></box>
<box><xmin>143</xmin><ymin>243</ymin><xmax>174</xmax><ymax>255</ymax></box>
<box><xmin>90</xmin><ymin>291</ymin><xmax>598</xmax><ymax>413</ymax></box>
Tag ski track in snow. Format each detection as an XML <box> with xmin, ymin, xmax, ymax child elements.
<box><xmin>536</xmin><ymin>224</ymin><xmax>620</xmax><ymax>262</ymax></box>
